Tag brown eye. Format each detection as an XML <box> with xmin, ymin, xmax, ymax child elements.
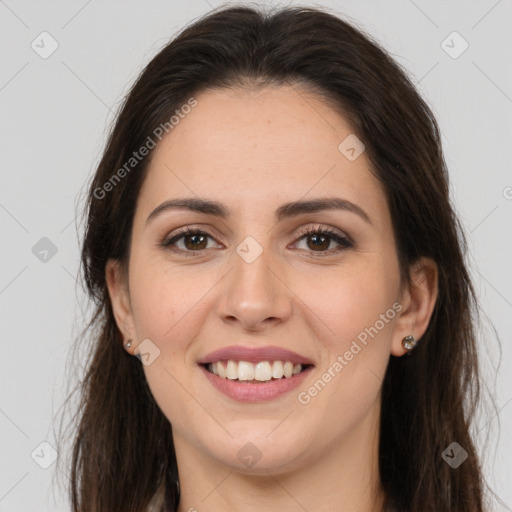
<box><xmin>306</xmin><ymin>233</ymin><xmax>331</xmax><ymax>251</ymax></box>
<box><xmin>294</xmin><ymin>227</ymin><xmax>353</xmax><ymax>254</ymax></box>
<box><xmin>162</xmin><ymin>229</ymin><xmax>219</xmax><ymax>253</ymax></box>
<box><xmin>183</xmin><ymin>233</ymin><xmax>208</xmax><ymax>250</ymax></box>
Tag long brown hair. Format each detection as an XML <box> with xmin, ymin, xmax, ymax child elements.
<box><xmin>59</xmin><ymin>5</ymin><xmax>493</xmax><ymax>511</ymax></box>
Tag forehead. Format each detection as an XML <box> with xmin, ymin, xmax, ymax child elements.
<box><xmin>137</xmin><ymin>85</ymin><xmax>388</xmax><ymax>225</ymax></box>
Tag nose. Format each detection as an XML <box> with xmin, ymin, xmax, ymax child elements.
<box><xmin>216</xmin><ymin>245</ymin><xmax>293</xmax><ymax>332</ymax></box>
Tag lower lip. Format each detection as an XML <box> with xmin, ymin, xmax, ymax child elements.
<box><xmin>200</xmin><ymin>365</ymin><xmax>313</xmax><ymax>403</ymax></box>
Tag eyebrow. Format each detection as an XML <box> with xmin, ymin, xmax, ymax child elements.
<box><xmin>146</xmin><ymin>197</ymin><xmax>372</xmax><ymax>225</ymax></box>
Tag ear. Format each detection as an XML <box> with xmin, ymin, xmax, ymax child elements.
<box><xmin>391</xmin><ymin>257</ymin><xmax>439</xmax><ymax>357</ymax></box>
<box><xmin>105</xmin><ymin>258</ymin><xmax>136</xmax><ymax>354</ymax></box>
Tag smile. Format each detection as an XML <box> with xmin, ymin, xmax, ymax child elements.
<box><xmin>204</xmin><ymin>360</ymin><xmax>309</xmax><ymax>382</ymax></box>
<box><xmin>197</xmin><ymin>345</ymin><xmax>315</xmax><ymax>402</ymax></box>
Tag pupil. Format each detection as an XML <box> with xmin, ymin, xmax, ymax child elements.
<box><xmin>308</xmin><ymin>234</ymin><xmax>329</xmax><ymax>251</ymax></box>
<box><xmin>185</xmin><ymin>234</ymin><xmax>207</xmax><ymax>250</ymax></box>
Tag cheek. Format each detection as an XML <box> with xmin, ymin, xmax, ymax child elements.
<box><xmin>292</xmin><ymin>257</ymin><xmax>398</xmax><ymax>347</ymax></box>
<box><xmin>128</xmin><ymin>252</ymin><xmax>213</xmax><ymax>342</ymax></box>
<box><xmin>275</xmin><ymin>275</ymin><xmax>397</xmax><ymax>458</ymax></box>
<box><xmin>130</xmin><ymin>277</ymin><xmax>178</xmax><ymax>342</ymax></box>
<box><xmin>127</xmin><ymin>258</ymin><xmax>210</xmax><ymax>429</ymax></box>
<box><xmin>292</xmin><ymin>259</ymin><xmax>397</xmax><ymax>409</ymax></box>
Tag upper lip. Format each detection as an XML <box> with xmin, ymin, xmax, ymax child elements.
<box><xmin>197</xmin><ymin>345</ymin><xmax>315</xmax><ymax>366</ymax></box>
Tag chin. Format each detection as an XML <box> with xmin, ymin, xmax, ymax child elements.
<box><xmin>200</xmin><ymin>430</ymin><xmax>310</xmax><ymax>475</ymax></box>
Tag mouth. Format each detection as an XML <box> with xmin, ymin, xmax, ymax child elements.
<box><xmin>201</xmin><ymin>360</ymin><xmax>313</xmax><ymax>383</ymax></box>
<box><xmin>197</xmin><ymin>345</ymin><xmax>315</xmax><ymax>402</ymax></box>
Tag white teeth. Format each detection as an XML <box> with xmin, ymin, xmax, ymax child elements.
<box><xmin>217</xmin><ymin>361</ymin><xmax>226</xmax><ymax>378</ymax></box>
<box><xmin>209</xmin><ymin>360</ymin><xmax>304</xmax><ymax>381</ymax></box>
<box><xmin>255</xmin><ymin>361</ymin><xmax>272</xmax><ymax>381</ymax></box>
<box><xmin>272</xmin><ymin>361</ymin><xmax>284</xmax><ymax>379</ymax></box>
<box><xmin>238</xmin><ymin>361</ymin><xmax>255</xmax><ymax>381</ymax></box>
<box><xmin>226</xmin><ymin>360</ymin><xmax>238</xmax><ymax>380</ymax></box>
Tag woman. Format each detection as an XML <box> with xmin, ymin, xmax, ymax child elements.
<box><xmin>65</xmin><ymin>5</ymin><xmax>490</xmax><ymax>511</ymax></box>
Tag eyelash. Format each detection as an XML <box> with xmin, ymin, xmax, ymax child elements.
<box><xmin>161</xmin><ymin>225</ymin><xmax>353</xmax><ymax>258</ymax></box>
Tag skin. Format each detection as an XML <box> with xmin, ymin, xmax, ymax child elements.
<box><xmin>106</xmin><ymin>85</ymin><xmax>438</xmax><ymax>512</ymax></box>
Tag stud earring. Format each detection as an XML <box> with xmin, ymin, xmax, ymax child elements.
<box><xmin>124</xmin><ymin>339</ymin><xmax>132</xmax><ymax>349</ymax></box>
<box><xmin>402</xmin><ymin>335</ymin><xmax>417</xmax><ymax>351</ymax></box>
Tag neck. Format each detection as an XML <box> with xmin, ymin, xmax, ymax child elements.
<box><xmin>175</xmin><ymin>403</ymin><xmax>385</xmax><ymax>512</ymax></box>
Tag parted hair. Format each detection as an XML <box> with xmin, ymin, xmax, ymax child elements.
<box><xmin>62</xmin><ymin>5</ymin><xmax>490</xmax><ymax>511</ymax></box>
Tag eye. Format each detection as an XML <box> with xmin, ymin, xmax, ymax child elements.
<box><xmin>292</xmin><ymin>225</ymin><xmax>353</xmax><ymax>255</ymax></box>
<box><xmin>161</xmin><ymin>227</ymin><xmax>220</xmax><ymax>254</ymax></box>
<box><xmin>161</xmin><ymin>225</ymin><xmax>353</xmax><ymax>257</ymax></box>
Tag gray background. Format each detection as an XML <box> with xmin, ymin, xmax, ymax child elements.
<box><xmin>1</xmin><ymin>0</ymin><xmax>511</xmax><ymax>510</ymax></box>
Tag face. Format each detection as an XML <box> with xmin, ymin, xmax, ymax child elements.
<box><xmin>107</xmin><ymin>85</ymin><xmax>435</xmax><ymax>475</ymax></box>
